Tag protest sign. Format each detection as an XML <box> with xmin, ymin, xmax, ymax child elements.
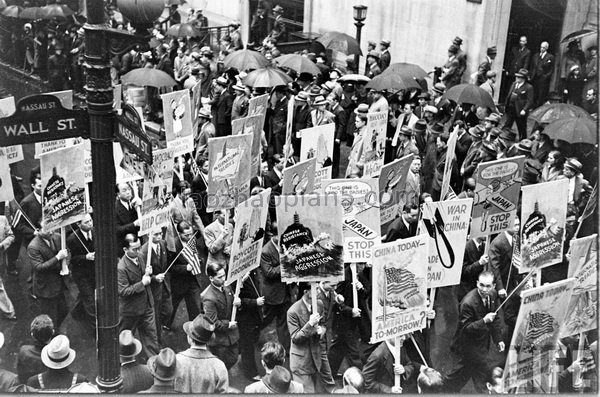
<box><xmin>275</xmin><ymin>194</ymin><xmax>344</xmax><ymax>283</ymax></box>
<box><xmin>561</xmin><ymin>235</ymin><xmax>598</xmax><ymax>337</ymax></box>
<box><xmin>371</xmin><ymin>234</ymin><xmax>429</xmax><ymax>343</ymax></box>
<box><xmin>282</xmin><ymin>158</ymin><xmax>316</xmax><ymax>195</ymax></box>
<box><xmin>440</xmin><ymin>129</ymin><xmax>458</xmax><ymax>200</ymax></box>
<box><xmin>207</xmin><ymin>134</ymin><xmax>253</xmax><ymax>211</ymax></box>
<box><xmin>419</xmin><ymin>198</ymin><xmax>472</xmax><ymax>288</ymax></box>
<box><xmin>226</xmin><ymin>188</ymin><xmax>271</xmax><ymax>285</ymax></box>
<box><xmin>0</xmin><ymin>150</ymin><xmax>14</xmax><ymax>202</ymax></box>
<box><xmin>503</xmin><ymin>278</ymin><xmax>575</xmax><ymax>391</ymax></box>
<box><xmin>35</xmin><ymin>137</ymin><xmax>84</xmax><ymax>159</ymax></box>
<box><xmin>190</xmin><ymin>81</ymin><xmax>202</xmax><ymax>130</ymax></box>
<box><xmin>0</xmin><ymin>96</ymin><xmax>16</xmax><ymax>117</ymax></box>
<box><xmin>379</xmin><ymin>155</ymin><xmax>414</xmax><ymax>236</ymax></box>
<box><xmin>520</xmin><ymin>179</ymin><xmax>568</xmax><ymax>271</ymax></box>
<box><xmin>0</xmin><ymin>145</ymin><xmax>23</xmax><ymax>164</ymax></box>
<box><xmin>232</xmin><ymin>114</ymin><xmax>262</xmax><ymax>175</ymax></box>
<box><xmin>300</xmin><ymin>124</ymin><xmax>335</xmax><ymax>192</ymax></box>
<box><xmin>114</xmin><ymin>143</ymin><xmax>142</xmax><ymax>182</ymax></box>
<box><xmin>46</xmin><ymin>89</ymin><xmax>73</xmax><ymax>109</ymax></box>
<box><xmin>247</xmin><ymin>93</ymin><xmax>269</xmax><ymax>128</ymax></box>
<box><xmin>283</xmin><ymin>95</ymin><xmax>295</xmax><ymax>164</ymax></box>
<box><xmin>162</xmin><ymin>90</ymin><xmax>193</xmax><ymax>155</ymax></box>
<box><xmin>363</xmin><ymin>111</ymin><xmax>387</xmax><ymax>177</ymax></box>
<box><xmin>471</xmin><ymin>156</ymin><xmax>524</xmax><ymax>238</ymax></box>
<box><xmin>40</xmin><ymin>144</ymin><xmax>86</xmax><ymax>232</ymax></box>
<box><xmin>322</xmin><ymin>178</ymin><xmax>381</xmax><ymax>264</ymax></box>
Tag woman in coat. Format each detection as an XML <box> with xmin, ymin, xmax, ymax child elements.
<box><xmin>541</xmin><ymin>150</ymin><xmax>565</xmax><ymax>182</ymax></box>
<box><xmin>345</xmin><ymin>105</ymin><xmax>368</xmax><ymax>178</ymax></box>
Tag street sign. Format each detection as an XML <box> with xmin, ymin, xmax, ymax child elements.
<box><xmin>115</xmin><ymin>104</ymin><xmax>152</xmax><ymax>164</ymax></box>
<box><xmin>0</xmin><ymin>94</ymin><xmax>88</xmax><ymax>147</ymax></box>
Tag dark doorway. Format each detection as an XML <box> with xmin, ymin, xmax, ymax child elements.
<box><xmin>499</xmin><ymin>0</ymin><xmax>566</xmax><ymax>102</ymax></box>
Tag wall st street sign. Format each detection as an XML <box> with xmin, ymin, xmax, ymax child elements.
<box><xmin>115</xmin><ymin>104</ymin><xmax>152</xmax><ymax>164</ymax></box>
<box><xmin>0</xmin><ymin>94</ymin><xmax>88</xmax><ymax>147</ymax></box>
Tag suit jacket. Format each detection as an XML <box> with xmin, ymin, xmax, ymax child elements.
<box><xmin>395</xmin><ymin>140</ymin><xmax>419</xmax><ymax>160</ymax></box>
<box><xmin>120</xmin><ymin>361</ymin><xmax>154</xmax><ymax>393</ymax></box>
<box><xmin>211</xmin><ymin>91</ymin><xmax>233</xmax><ymax>130</ymax></box>
<box><xmin>238</xmin><ymin>269</ymin><xmax>264</xmax><ymax>325</ymax></box>
<box><xmin>204</xmin><ymin>220</ymin><xmax>232</xmax><ymax>267</ymax></box>
<box><xmin>457</xmin><ymin>239</ymin><xmax>485</xmax><ymax>302</ymax></box>
<box><xmin>115</xmin><ymin>199</ymin><xmax>139</xmax><ymax>244</ymax></box>
<box><xmin>384</xmin><ymin>216</ymin><xmax>415</xmax><ymax>243</ymax></box>
<box><xmin>287</xmin><ymin>298</ymin><xmax>324</xmax><ymax>375</ymax></box>
<box><xmin>270</xmin><ymin>96</ymin><xmax>289</xmax><ymax>136</ymax></box>
<box><xmin>531</xmin><ymin>52</ymin><xmax>555</xmax><ymax>82</ymax></box>
<box><xmin>170</xmin><ymin>238</ymin><xmax>202</xmax><ymax>290</ymax></box>
<box><xmin>504</xmin><ymin>81</ymin><xmax>534</xmax><ymax>114</ymax></box>
<box><xmin>139</xmin><ymin>240</ymin><xmax>171</xmax><ymax>295</ymax></box>
<box><xmin>480</xmin><ymin>80</ymin><xmax>495</xmax><ymax>98</ymax></box>
<box><xmin>174</xmin><ymin>348</ymin><xmax>228</xmax><ymax>393</ymax></box>
<box><xmin>66</xmin><ymin>229</ymin><xmax>94</xmax><ymax>281</ymax></box>
<box><xmin>455</xmin><ymin>131</ymin><xmax>473</xmax><ymax>167</ymax></box>
<box><xmin>117</xmin><ymin>254</ymin><xmax>154</xmax><ymax>316</ymax></box>
<box><xmin>310</xmin><ymin>109</ymin><xmax>335</xmax><ymax>127</ymax></box>
<box><xmin>17</xmin><ymin>192</ymin><xmax>42</xmax><ymax>243</ymax></box>
<box><xmin>331</xmin><ymin>104</ymin><xmax>348</xmax><ymax>141</ymax></box>
<box><xmin>156</xmin><ymin>54</ymin><xmax>173</xmax><ymax>77</ymax></box>
<box><xmin>380</xmin><ymin>50</ymin><xmax>391</xmax><ymax>71</ymax></box>
<box><xmin>363</xmin><ymin>342</ymin><xmax>420</xmax><ymax>394</ymax></box>
<box><xmin>17</xmin><ymin>344</ymin><xmax>45</xmax><ymax>384</ymax></box>
<box><xmin>28</xmin><ymin>234</ymin><xmax>66</xmax><ymax>298</ymax></box>
<box><xmin>452</xmin><ymin>288</ymin><xmax>503</xmax><ymax>360</ymax></box>
<box><xmin>510</xmin><ymin>46</ymin><xmax>531</xmax><ymax>75</ymax></box>
<box><xmin>405</xmin><ymin>170</ymin><xmax>421</xmax><ymax>206</ymax></box>
<box><xmin>488</xmin><ymin>232</ymin><xmax>514</xmax><ymax>292</ymax></box>
<box><xmin>461</xmin><ymin>140</ymin><xmax>483</xmax><ymax>177</ymax></box>
<box><xmin>259</xmin><ymin>239</ymin><xmax>289</xmax><ymax>305</ymax></box>
<box><xmin>0</xmin><ymin>370</ymin><xmax>19</xmax><ymax>393</ymax></box>
<box><xmin>201</xmin><ymin>284</ymin><xmax>240</xmax><ymax>346</ymax></box>
<box><xmin>293</xmin><ymin>102</ymin><xmax>312</xmax><ymax>134</ymax></box>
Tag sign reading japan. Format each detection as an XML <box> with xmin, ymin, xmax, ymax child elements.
<box><xmin>115</xmin><ymin>104</ymin><xmax>152</xmax><ymax>164</ymax></box>
<box><xmin>0</xmin><ymin>94</ymin><xmax>88</xmax><ymax>147</ymax></box>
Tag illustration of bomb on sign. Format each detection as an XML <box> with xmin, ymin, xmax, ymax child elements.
<box><xmin>275</xmin><ymin>194</ymin><xmax>344</xmax><ymax>283</ymax></box>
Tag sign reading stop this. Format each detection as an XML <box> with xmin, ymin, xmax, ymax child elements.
<box><xmin>0</xmin><ymin>94</ymin><xmax>88</xmax><ymax>147</ymax></box>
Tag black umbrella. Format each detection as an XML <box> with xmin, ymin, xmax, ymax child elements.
<box><xmin>317</xmin><ymin>31</ymin><xmax>362</xmax><ymax>56</ymax></box>
<box><xmin>442</xmin><ymin>84</ymin><xmax>495</xmax><ymax>108</ymax></box>
<box><xmin>561</xmin><ymin>29</ymin><xmax>597</xmax><ymax>43</ymax></box>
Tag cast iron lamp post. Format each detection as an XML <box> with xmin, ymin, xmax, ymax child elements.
<box><xmin>353</xmin><ymin>5</ymin><xmax>367</xmax><ymax>73</ymax></box>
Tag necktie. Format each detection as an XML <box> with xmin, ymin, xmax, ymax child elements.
<box><xmin>154</xmin><ymin>244</ymin><xmax>160</xmax><ymax>258</ymax></box>
<box><xmin>486</xmin><ymin>296</ymin><xmax>490</xmax><ymax>310</ymax></box>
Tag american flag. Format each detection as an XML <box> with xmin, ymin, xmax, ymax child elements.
<box><xmin>181</xmin><ymin>240</ymin><xmax>203</xmax><ymax>275</ymax></box>
<box><xmin>9</xmin><ymin>206</ymin><xmax>23</xmax><ymax>230</ymax></box>
<box><xmin>385</xmin><ymin>267</ymin><xmax>418</xmax><ymax>295</ymax></box>
<box><xmin>525</xmin><ymin>311</ymin><xmax>555</xmax><ymax>341</ymax></box>
<box><xmin>190</xmin><ymin>160</ymin><xmax>201</xmax><ymax>178</ymax></box>
<box><xmin>444</xmin><ymin>186</ymin><xmax>458</xmax><ymax>201</ymax></box>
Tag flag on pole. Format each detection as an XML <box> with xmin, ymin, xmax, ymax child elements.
<box><xmin>444</xmin><ymin>186</ymin><xmax>458</xmax><ymax>201</ymax></box>
<box><xmin>9</xmin><ymin>206</ymin><xmax>23</xmax><ymax>229</ymax></box>
<box><xmin>579</xmin><ymin>183</ymin><xmax>597</xmax><ymax>222</ymax></box>
<box><xmin>181</xmin><ymin>240</ymin><xmax>203</xmax><ymax>275</ymax></box>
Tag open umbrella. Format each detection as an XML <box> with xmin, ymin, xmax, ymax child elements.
<box><xmin>366</xmin><ymin>73</ymin><xmax>421</xmax><ymax>92</ymax></box>
<box><xmin>41</xmin><ymin>4</ymin><xmax>74</xmax><ymax>20</ymax></box>
<box><xmin>275</xmin><ymin>53</ymin><xmax>321</xmax><ymax>75</ymax></box>
<box><xmin>380</xmin><ymin>62</ymin><xmax>428</xmax><ymax>79</ymax></box>
<box><xmin>442</xmin><ymin>83</ymin><xmax>495</xmax><ymax>108</ymax></box>
<box><xmin>561</xmin><ymin>29</ymin><xmax>597</xmax><ymax>43</ymax></box>
<box><xmin>529</xmin><ymin>103</ymin><xmax>592</xmax><ymax>124</ymax></box>
<box><xmin>121</xmin><ymin>68</ymin><xmax>177</xmax><ymax>88</ymax></box>
<box><xmin>338</xmin><ymin>74</ymin><xmax>370</xmax><ymax>84</ymax></box>
<box><xmin>543</xmin><ymin>117</ymin><xmax>597</xmax><ymax>144</ymax></box>
<box><xmin>166</xmin><ymin>22</ymin><xmax>201</xmax><ymax>38</ymax></box>
<box><xmin>317</xmin><ymin>31</ymin><xmax>362</xmax><ymax>55</ymax></box>
<box><xmin>243</xmin><ymin>67</ymin><xmax>292</xmax><ymax>88</ymax></box>
<box><xmin>19</xmin><ymin>6</ymin><xmax>44</xmax><ymax>20</ymax></box>
<box><xmin>1</xmin><ymin>5</ymin><xmax>22</xmax><ymax>17</ymax></box>
<box><xmin>223</xmin><ymin>49</ymin><xmax>269</xmax><ymax>71</ymax></box>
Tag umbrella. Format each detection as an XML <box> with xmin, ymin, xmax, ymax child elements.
<box><xmin>223</xmin><ymin>49</ymin><xmax>269</xmax><ymax>71</ymax></box>
<box><xmin>442</xmin><ymin>83</ymin><xmax>495</xmax><ymax>108</ymax></box>
<box><xmin>275</xmin><ymin>54</ymin><xmax>321</xmax><ymax>75</ymax></box>
<box><xmin>0</xmin><ymin>0</ymin><xmax>6</xmax><ymax>9</ymax></box>
<box><xmin>561</xmin><ymin>29</ymin><xmax>597</xmax><ymax>43</ymax></box>
<box><xmin>41</xmin><ymin>4</ymin><xmax>74</xmax><ymax>20</ymax></box>
<box><xmin>1</xmin><ymin>5</ymin><xmax>22</xmax><ymax>17</ymax></box>
<box><xmin>366</xmin><ymin>73</ymin><xmax>421</xmax><ymax>92</ymax></box>
<box><xmin>338</xmin><ymin>74</ymin><xmax>370</xmax><ymax>84</ymax></box>
<box><xmin>543</xmin><ymin>117</ymin><xmax>597</xmax><ymax>144</ymax></box>
<box><xmin>19</xmin><ymin>6</ymin><xmax>44</xmax><ymax>20</ymax></box>
<box><xmin>380</xmin><ymin>62</ymin><xmax>428</xmax><ymax>79</ymax></box>
<box><xmin>317</xmin><ymin>31</ymin><xmax>362</xmax><ymax>55</ymax></box>
<box><xmin>166</xmin><ymin>23</ymin><xmax>201</xmax><ymax>38</ymax></box>
<box><xmin>529</xmin><ymin>103</ymin><xmax>592</xmax><ymax>124</ymax></box>
<box><xmin>242</xmin><ymin>67</ymin><xmax>292</xmax><ymax>88</ymax></box>
<box><xmin>121</xmin><ymin>68</ymin><xmax>177</xmax><ymax>88</ymax></box>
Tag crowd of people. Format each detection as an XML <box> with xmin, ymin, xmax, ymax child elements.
<box><xmin>0</xmin><ymin>0</ymin><xmax>598</xmax><ymax>394</ymax></box>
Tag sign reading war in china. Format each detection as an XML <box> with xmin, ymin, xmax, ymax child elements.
<box><xmin>502</xmin><ymin>278</ymin><xmax>574</xmax><ymax>391</ymax></box>
<box><xmin>0</xmin><ymin>94</ymin><xmax>88</xmax><ymax>147</ymax></box>
<box><xmin>322</xmin><ymin>178</ymin><xmax>381</xmax><ymax>264</ymax></box>
<box><xmin>471</xmin><ymin>156</ymin><xmax>524</xmax><ymax>238</ymax></box>
<box><xmin>520</xmin><ymin>179</ymin><xmax>568</xmax><ymax>271</ymax></box>
<box><xmin>275</xmin><ymin>194</ymin><xmax>344</xmax><ymax>283</ymax></box>
<box><xmin>115</xmin><ymin>104</ymin><xmax>153</xmax><ymax>164</ymax></box>
<box><xmin>371</xmin><ymin>234</ymin><xmax>429</xmax><ymax>343</ymax></box>
<box><xmin>419</xmin><ymin>198</ymin><xmax>473</xmax><ymax>288</ymax></box>
<box><xmin>40</xmin><ymin>144</ymin><xmax>86</xmax><ymax>232</ymax></box>
<box><xmin>226</xmin><ymin>188</ymin><xmax>271</xmax><ymax>285</ymax></box>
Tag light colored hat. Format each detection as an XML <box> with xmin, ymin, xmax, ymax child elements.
<box><xmin>313</xmin><ymin>95</ymin><xmax>328</xmax><ymax>106</ymax></box>
<box><xmin>232</xmin><ymin>82</ymin><xmax>246</xmax><ymax>92</ymax></box>
<box><xmin>119</xmin><ymin>330</ymin><xmax>142</xmax><ymax>359</ymax></box>
<box><xmin>0</xmin><ymin>332</ymin><xmax>4</xmax><ymax>349</ymax></box>
<box><xmin>380</xmin><ymin>39</ymin><xmax>391</xmax><ymax>47</ymax></box>
<box><xmin>41</xmin><ymin>335</ymin><xmax>76</xmax><ymax>370</ymax></box>
<box><xmin>424</xmin><ymin>105</ymin><xmax>438</xmax><ymax>114</ymax></box>
<box><xmin>432</xmin><ymin>83</ymin><xmax>446</xmax><ymax>94</ymax></box>
<box><xmin>215</xmin><ymin>76</ymin><xmax>229</xmax><ymax>87</ymax></box>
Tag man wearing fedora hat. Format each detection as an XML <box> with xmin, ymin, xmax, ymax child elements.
<box><xmin>292</xmin><ymin>91</ymin><xmax>312</xmax><ymax>158</ymax></box>
<box><xmin>310</xmin><ymin>95</ymin><xmax>335</xmax><ymax>126</ymax></box>
<box><xmin>175</xmin><ymin>315</ymin><xmax>229</xmax><ymax>393</ymax></box>
<box><xmin>248</xmin><ymin>365</ymin><xmax>301</xmax><ymax>394</ymax></box>
<box><xmin>365</xmin><ymin>51</ymin><xmax>382</xmax><ymax>79</ymax></box>
<box><xmin>183</xmin><ymin>67</ymin><xmax>201</xmax><ymax>90</ymax></box>
<box><xmin>26</xmin><ymin>335</ymin><xmax>87</xmax><ymax>391</ymax></box>
<box><xmin>414</xmin><ymin>92</ymin><xmax>431</xmax><ymax>119</ymax></box>
<box><xmin>560</xmin><ymin>158</ymin><xmax>591</xmax><ymax>211</ymax></box>
<box><xmin>119</xmin><ymin>330</ymin><xmax>154</xmax><ymax>393</ymax></box>
<box><xmin>515</xmin><ymin>139</ymin><xmax>542</xmax><ymax>185</ymax></box>
<box><xmin>0</xmin><ymin>332</ymin><xmax>19</xmax><ymax>392</ymax></box>
<box><xmin>211</xmin><ymin>76</ymin><xmax>234</xmax><ymax>137</ymax></box>
<box><xmin>369</xmin><ymin>88</ymin><xmax>389</xmax><ymax>114</ymax></box>
<box><xmin>392</xmin><ymin>125</ymin><xmax>419</xmax><ymax>160</ymax></box>
<box><xmin>346</xmin><ymin>104</ymin><xmax>369</xmax><ymax>178</ymax></box>
<box><xmin>474</xmin><ymin>46</ymin><xmax>497</xmax><ymax>86</ymax></box>
<box><xmin>270</xmin><ymin>86</ymin><xmax>289</xmax><ymax>156</ymax></box>
<box><xmin>232</xmin><ymin>82</ymin><xmax>249</xmax><ymax>120</ymax></box>
<box><xmin>379</xmin><ymin>40</ymin><xmax>392</xmax><ymax>71</ymax></box>
<box><xmin>421</xmin><ymin>122</ymin><xmax>445</xmax><ymax>194</ymax></box>
<box><xmin>441</xmin><ymin>44</ymin><xmax>462</xmax><ymax>89</ymax></box>
<box><xmin>267</xmin><ymin>5</ymin><xmax>286</xmax><ymax>43</ymax></box>
<box><xmin>503</xmin><ymin>68</ymin><xmax>534</xmax><ymax>140</ymax></box>
<box><xmin>480</xmin><ymin>70</ymin><xmax>498</xmax><ymax>99</ymax></box>
<box><xmin>195</xmin><ymin>108</ymin><xmax>216</xmax><ymax>161</ymax></box>
<box><xmin>141</xmin><ymin>348</ymin><xmax>178</xmax><ymax>393</ymax></box>
<box><xmin>461</xmin><ymin>125</ymin><xmax>485</xmax><ymax>179</ymax></box>
<box><xmin>453</xmin><ymin>120</ymin><xmax>471</xmax><ymax>168</ymax></box>
<box><xmin>430</xmin><ymin>83</ymin><xmax>452</xmax><ymax>124</ymax></box>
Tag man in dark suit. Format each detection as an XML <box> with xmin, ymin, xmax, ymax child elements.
<box><xmin>509</xmin><ymin>36</ymin><xmax>531</xmax><ymax>77</ymax></box>
<box><xmin>330</xmin><ymin>93</ymin><xmax>348</xmax><ymax>178</ymax></box>
<box><xmin>238</xmin><ymin>269</ymin><xmax>265</xmax><ymax>380</ymax></box>
<box><xmin>456</xmin><ymin>237</ymin><xmax>488</xmax><ymax>303</ymax></box>
<box><xmin>115</xmin><ymin>183</ymin><xmax>141</xmax><ymax>245</ymax></box>
<box><xmin>292</xmin><ymin>92</ymin><xmax>312</xmax><ymax>161</ymax></box>
<box><xmin>530</xmin><ymin>41</ymin><xmax>555</xmax><ymax>106</ymax></box>
<box><xmin>16</xmin><ymin>314</ymin><xmax>54</xmax><ymax>384</ymax></box>
<box><xmin>117</xmin><ymin>233</ymin><xmax>159</xmax><ymax>359</ymax></box>
<box><xmin>383</xmin><ymin>204</ymin><xmax>418</xmax><ymax>243</ymax></box>
<box><xmin>454</xmin><ymin>120</ymin><xmax>472</xmax><ymax>168</ymax></box>
<box><xmin>363</xmin><ymin>337</ymin><xmax>421</xmax><ymax>393</ymax></box>
<box><xmin>269</xmin><ymin>86</ymin><xmax>289</xmax><ymax>157</ymax></box>
<box><xmin>259</xmin><ymin>222</ymin><xmax>292</xmax><ymax>354</ymax></box>
<box><xmin>28</xmin><ymin>223</ymin><xmax>69</xmax><ymax>328</ymax></box>
<box><xmin>460</xmin><ymin>125</ymin><xmax>485</xmax><ymax>179</ymax></box>
<box><xmin>202</xmin><ymin>262</ymin><xmax>241</xmax><ymax>370</ymax></box>
<box><xmin>66</xmin><ymin>213</ymin><xmax>96</xmax><ymax>327</ymax></box>
<box><xmin>431</xmin><ymin>83</ymin><xmax>452</xmax><ymax>125</ymax></box>
<box><xmin>264</xmin><ymin>155</ymin><xmax>284</xmax><ymax>221</ymax></box>
<box><xmin>379</xmin><ymin>40</ymin><xmax>391</xmax><ymax>71</ymax></box>
<box><xmin>287</xmin><ymin>287</ymin><xmax>334</xmax><ymax>393</ymax></box>
<box><xmin>445</xmin><ymin>270</ymin><xmax>505</xmax><ymax>393</ymax></box>
<box><xmin>488</xmin><ymin>216</ymin><xmax>519</xmax><ymax>299</ymax></box>
<box><xmin>139</xmin><ymin>229</ymin><xmax>172</xmax><ymax>343</ymax></box>
<box><xmin>16</xmin><ymin>169</ymin><xmax>43</xmax><ymax>250</ymax></box>
<box><xmin>503</xmin><ymin>68</ymin><xmax>534</xmax><ymax>140</ymax></box>
<box><xmin>155</xmin><ymin>44</ymin><xmax>173</xmax><ymax>77</ymax></box>
<box><xmin>211</xmin><ymin>77</ymin><xmax>234</xmax><ymax>137</ymax></box>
